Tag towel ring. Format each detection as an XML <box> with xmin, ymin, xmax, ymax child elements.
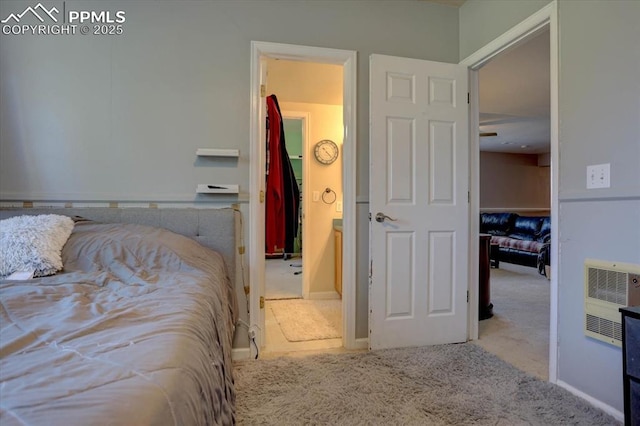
<box><xmin>322</xmin><ymin>187</ymin><xmax>337</xmax><ymax>204</ymax></box>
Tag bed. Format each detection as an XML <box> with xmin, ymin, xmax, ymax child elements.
<box><xmin>0</xmin><ymin>208</ymin><xmax>239</xmax><ymax>425</ymax></box>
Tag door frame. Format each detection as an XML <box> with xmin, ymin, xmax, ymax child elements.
<box><xmin>249</xmin><ymin>41</ymin><xmax>358</xmax><ymax>354</ymax></box>
<box><xmin>460</xmin><ymin>1</ymin><xmax>559</xmax><ymax>382</ymax></box>
<box><xmin>280</xmin><ymin>111</ymin><xmax>311</xmax><ymax>298</ymax></box>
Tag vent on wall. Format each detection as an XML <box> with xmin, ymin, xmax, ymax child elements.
<box><xmin>584</xmin><ymin>259</ymin><xmax>640</xmax><ymax>347</ymax></box>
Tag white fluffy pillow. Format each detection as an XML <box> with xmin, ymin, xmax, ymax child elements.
<box><xmin>0</xmin><ymin>214</ymin><xmax>75</xmax><ymax>278</ymax></box>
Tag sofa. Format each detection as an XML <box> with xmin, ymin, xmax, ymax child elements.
<box><xmin>480</xmin><ymin>212</ymin><xmax>550</xmax><ymax>274</ymax></box>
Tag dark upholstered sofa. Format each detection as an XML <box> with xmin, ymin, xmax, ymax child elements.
<box><xmin>480</xmin><ymin>212</ymin><xmax>550</xmax><ymax>274</ymax></box>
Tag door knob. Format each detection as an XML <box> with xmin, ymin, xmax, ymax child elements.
<box><xmin>375</xmin><ymin>212</ymin><xmax>397</xmax><ymax>223</ymax></box>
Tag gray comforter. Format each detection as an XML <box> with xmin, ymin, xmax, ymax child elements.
<box><xmin>0</xmin><ymin>221</ymin><xmax>238</xmax><ymax>425</ymax></box>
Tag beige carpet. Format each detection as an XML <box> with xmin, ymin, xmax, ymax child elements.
<box><xmin>476</xmin><ymin>263</ymin><xmax>550</xmax><ymax>380</ymax></box>
<box><xmin>234</xmin><ymin>344</ymin><xmax>618</xmax><ymax>425</ymax></box>
<box><xmin>269</xmin><ymin>299</ymin><xmax>341</xmax><ymax>342</ymax></box>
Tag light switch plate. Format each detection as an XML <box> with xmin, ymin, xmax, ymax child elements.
<box><xmin>586</xmin><ymin>163</ymin><xmax>610</xmax><ymax>189</ymax></box>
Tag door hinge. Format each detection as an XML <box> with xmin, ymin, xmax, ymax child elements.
<box><xmin>369</xmin><ymin>259</ymin><xmax>373</xmax><ymax>279</ymax></box>
<box><xmin>238</xmin><ymin>246</ymin><xmax>245</xmax><ymax>255</ymax></box>
<box><xmin>260</xmin><ymin>84</ymin><xmax>266</xmax><ymax>97</ymax></box>
<box><xmin>467</xmin><ymin>92</ymin><xmax>470</xmax><ymax>104</ymax></box>
<box><xmin>260</xmin><ymin>190</ymin><xmax>265</xmax><ymax>203</ymax></box>
<box><xmin>467</xmin><ymin>291</ymin><xmax>469</xmax><ymax>303</ymax></box>
<box><xmin>468</xmin><ymin>191</ymin><xmax>470</xmax><ymax>203</ymax></box>
<box><xmin>260</xmin><ymin>296</ymin><xmax>265</xmax><ymax>309</ymax></box>
<box><xmin>368</xmin><ymin>212</ymin><xmax>371</xmax><ymax>221</ymax></box>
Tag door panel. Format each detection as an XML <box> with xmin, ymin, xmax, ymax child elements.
<box><xmin>369</xmin><ymin>54</ymin><xmax>469</xmax><ymax>350</ymax></box>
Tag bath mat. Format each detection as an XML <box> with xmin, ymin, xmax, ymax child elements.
<box><xmin>269</xmin><ymin>299</ymin><xmax>341</xmax><ymax>342</ymax></box>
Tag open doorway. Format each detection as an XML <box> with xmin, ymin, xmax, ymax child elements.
<box><xmin>256</xmin><ymin>55</ymin><xmax>350</xmax><ymax>356</ymax></box>
<box><xmin>250</xmin><ymin>42</ymin><xmax>355</xmax><ymax>353</ymax></box>
<box><xmin>473</xmin><ymin>29</ymin><xmax>552</xmax><ymax>380</ymax></box>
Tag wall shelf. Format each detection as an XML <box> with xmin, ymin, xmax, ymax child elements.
<box><xmin>196</xmin><ymin>184</ymin><xmax>239</xmax><ymax>194</ymax></box>
<box><xmin>196</xmin><ymin>148</ymin><xmax>239</xmax><ymax>157</ymax></box>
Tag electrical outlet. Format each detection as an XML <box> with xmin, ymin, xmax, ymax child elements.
<box><xmin>313</xmin><ymin>191</ymin><xmax>320</xmax><ymax>202</ymax></box>
<box><xmin>248</xmin><ymin>326</ymin><xmax>258</xmax><ymax>340</ymax></box>
<box><xmin>336</xmin><ymin>201</ymin><xmax>343</xmax><ymax>212</ymax></box>
<box><xmin>586</xmin><ymin>163</ymin><xmax>610</xmax><ymax>189</ymax></box>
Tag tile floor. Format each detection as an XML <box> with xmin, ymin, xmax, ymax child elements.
<box><xmin>261</xmin><ymin>299</ymin><xmax>344</xmax><ymax>358</ymax></box>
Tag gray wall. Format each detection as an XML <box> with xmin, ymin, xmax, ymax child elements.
<box><xmin>459</xmin><ymin>0</ymin><xmax>552</xmax><ymax>61</ymax></box>
<box><xmin>461</xmin><ymin>0</ymin><xmax>640</xmax><ymax>413</ymax></box>
<box><xmin>0</xmin><ymin>1</ymin><xmax>460</xmax><ymax>342</ymax></box>
<box><xmin>556</xmin><ymin>0</ymin><xmax>640</xmax><ymax>412</ymax></box>
<box><xmin>0</xmin><ymin>0</ymin><xmax>458</xmax><ymax>202</ymax></box>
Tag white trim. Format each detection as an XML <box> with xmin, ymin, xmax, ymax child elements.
<box><xmin>249</xmin><ymin>41</ymin><xmax>358</xmax><ymax>356</ymax></box>
<box><xmin>354</xmin><ymin>337</ymin><xmax>370</xmax><ymax>350</ymax></box>
<box><xmin>0</xmin><ymin>191</ymin><xmax>250</xmax><ymax>203</ymax></box>
<box><xmin>556</xmin><ymin>380</ymin><xmax>624</xmax><ymax>422</ymax></box>
<box><xmin>0</xmin><ymin>201</ymin><xmax>241</xmax><ymax>209</ymax></box>
<box><xmin>548</xmin><ymin>1</ymin><xmax>560</xmax><ymax>385</ymax></box>
<box><xmin>461</xmin><ymin>1</ymin><xmax>559</xmax><ymax>383</ymax></box>
<box><xmin>460</xmin><ymin>2</ymin><xmax>555</xmax><ymax>70</ymax></box>
<box><xmin>306</xmin><ymin>291</ymin><xmax>341</xmax><ymax>300</ymax></box>
<box><xmin>231</xmin><ymin>347</ymin><xmax>251</xmax><ymax>361</ymax></box>
<box><xmin>467</xmin><ymin>69</ymin><xmax>480</xmax><ymax>341</ymax></box>
<box><xmin>479</xmin><ymin>207</ymin><xmax>551</xmax><ymax>213</ymax></box>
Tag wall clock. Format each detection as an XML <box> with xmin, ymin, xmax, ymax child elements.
<box><xmin>313</xmin><ymin>139</ymin><xmax>339</xmax><ymax>165</ymax></box>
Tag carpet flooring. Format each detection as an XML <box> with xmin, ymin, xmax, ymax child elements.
<box><xmin>234</xmin><ymin>344</ymin><xmax>619</xmax><ymax>425</ymax></box>
<box><xmin>269</xmin><ymin>299</ymin><xmax>342</xmax><ymax>342</ymax></box>
<box><xmin>477</xmin><ymin>263</ymin><xmax>550</xmax><ymax>379</ymax></box>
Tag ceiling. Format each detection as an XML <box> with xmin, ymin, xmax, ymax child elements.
<box><xmin>478</xmin><ymin>29</ymin><xmax>550</xmax><ymax>154</ymax></box>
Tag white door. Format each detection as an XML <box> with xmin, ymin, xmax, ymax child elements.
<box><xmin>369</xmin><ymin>54</ymin><xmax>469</xmax><ymax>350</ymax></box>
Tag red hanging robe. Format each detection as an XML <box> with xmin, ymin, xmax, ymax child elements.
<box><xmin>265</xmin><ymin>95</ymin><xmax>285</xmax><ymax>253</ymax></box>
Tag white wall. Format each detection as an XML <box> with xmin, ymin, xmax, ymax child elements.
<box><xmin>280</xmin><ymin>101</ymin><xmax>343</xmax><ymax>295</ymax></box>
<box><xmin>461</xmin><ymin>0</ymin><xmax>640</xmax><ymax>414</ymax></box>
<box><xmin>266</xmin><ymin>59</ymin><xmax>343</xmax><ymax>106</ymax></box>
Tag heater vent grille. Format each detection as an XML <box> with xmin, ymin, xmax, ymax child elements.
<box><xmin>587</xmin><ymin>267</ymin><xmax>628</xmax><ymax>305</ymax></box>
<box><xmin>585</xmin><ymin>314</ymin><xmax>622</xmax><ymax>342</ymax></box>
<box><xmin>583</xmin><ymin>259</ymin><xmax>640</xmax><ymax>347</ymax></box>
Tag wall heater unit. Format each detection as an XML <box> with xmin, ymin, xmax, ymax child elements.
<box><xmin>584</xmin><ymin>259</ymin><xmax>640</xmax><ymax>347</ymax></box>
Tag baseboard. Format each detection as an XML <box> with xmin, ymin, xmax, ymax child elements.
<box><xmin>307</xmin><ymin>291</ymin><xmax>341</xmax><ymax>300</ymax></box>
<box><xmin>232</xmin><ymin>347</ymin><xmax>251</xmax><ymax>361</ymax></box>
<box><xmin>354</xmin><ymin>337</ymin><xmax>369</xmax><ymax>350</ymax></box>
<box><xmin>555</xmin><ymin>380</ymin><xmax>624</xmax><ymax>422</ymax></box>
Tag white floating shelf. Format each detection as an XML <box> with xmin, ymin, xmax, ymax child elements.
<box><xmin>196</xmin><ymin>184</ymin><xmax>239</xmax><ymax>194</ymax></box>
<box><xmin>196</xmin><ymin>148</ymin><xmax>239</xmax><ymax>157</ymax></box>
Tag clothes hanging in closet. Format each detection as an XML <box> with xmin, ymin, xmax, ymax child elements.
<box><xmin>265</xmin><ymin>94</ymin><xmax>300</xmax><ymax>254</ymax></box>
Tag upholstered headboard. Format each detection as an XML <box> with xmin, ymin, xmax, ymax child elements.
<box><xmin>0</xmin><ymin>208</ymin><xmax>240</xmax><ymax>291</ymax></box>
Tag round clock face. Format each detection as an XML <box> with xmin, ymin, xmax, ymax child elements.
<box><xmin>314</xmin><ymin>140</ymin><xmax>339</xmax><ymax>165</ymax></box>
